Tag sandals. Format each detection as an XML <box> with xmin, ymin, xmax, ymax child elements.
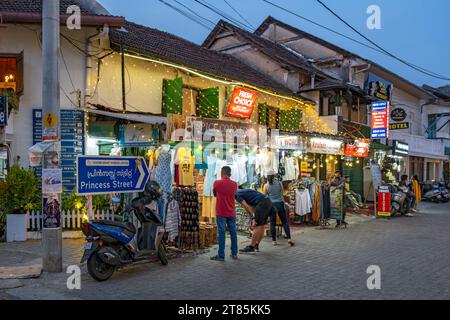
<box><xmin>272</xmin><ymin>241</ymin><xmax>278</xmax><ymax>246</ymax></box>
<box><xmin>288</xmin><ymin>240</ymin><xmax>295</xmax><ymax>246</ymax></box>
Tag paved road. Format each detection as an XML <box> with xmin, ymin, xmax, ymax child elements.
<box><xmin>1</xmin><ymin>202</ymin><xmax>450</xmax><ymax>300</ymax></box>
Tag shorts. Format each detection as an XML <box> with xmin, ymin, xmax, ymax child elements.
<box><xmin>254</xmin><ymin>198</ymin><xmax>275</xmax><ymax>227</ymax></box>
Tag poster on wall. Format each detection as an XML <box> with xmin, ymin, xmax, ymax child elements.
<box><xmin>364</xmin><ymin>72</ymin><xmax>393</xmax><ymax>101</ymax></box>
<box><xmin>227</xmin><ymin>87</ymin><xmax>258</xmax><ymax>119</ymax></box>
<box><xmin>371</xmin><ymin>101</ymin><xmax>390</xmax><ymax>139</ymax></box>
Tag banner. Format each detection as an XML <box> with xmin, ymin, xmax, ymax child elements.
<box><xmin>344</xmin><ymin>139</ymin><xmax>370</xmax><ymax>158</ymax></box>
<box><xmin>371</xmin><ymin>101</ymin><xmax>389</xmax><ymax>139</ymax></box>
<box><xmin>377</xmin><ymin>186</ymin><xmax>391</xmax><ymax>217</ymax></box>
<box><xmin>227</xmin><ymin>87</ymin><xmax>258</xmax><ymax>119</ymax></box>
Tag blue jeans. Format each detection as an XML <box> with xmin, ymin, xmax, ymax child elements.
<box><xmin>217</xmin><ymin>216</ymin><xmax>238</xmax><ymax>258</ymax></box>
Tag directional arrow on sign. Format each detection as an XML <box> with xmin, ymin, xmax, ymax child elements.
<box><xmin>76</xmin><ymin>156</ymin><xmax>150</xmax><ymax>196</ymax></box>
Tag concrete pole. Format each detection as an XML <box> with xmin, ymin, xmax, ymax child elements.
<box><xmin>42</xmin><ymin>0</ymin><xmax>62</xmax><ymax>273</ymax></box>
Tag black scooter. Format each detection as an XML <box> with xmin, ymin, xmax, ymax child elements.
<box><xmin>81</xmin><ymin>181</ymin><xmax>168</xmax><ymax>281</ymax></box>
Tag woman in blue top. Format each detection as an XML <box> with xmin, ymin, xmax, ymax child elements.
<box><xmin>263</xmin><ymin>170</ymin><xmax>294</xmax><ymax>247</ymax></box>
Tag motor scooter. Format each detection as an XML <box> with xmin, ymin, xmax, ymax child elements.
<box><xmin>390</xmin><ymin>184</ymin><xmax>409</xmax><ymax>216</ymax></box>
<box><xmin>80</xmin><ymin>181</ymin><xmax>168</xmax><ymax>281</ymax></box>
<box><xmin>423</xmin><ymin>183</ymin><xmax>443</xmax><ymax>203</ymax></box>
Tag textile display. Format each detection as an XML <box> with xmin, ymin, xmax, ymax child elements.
<box><xmin>330</xmin><ymin>185</ymin><xmax>344</xmax><ymax>221</ymax></box>
<box><xmin>174</xmin><ymin>187</ymin><xmax>200</xmax><ymax>250</ymax></box>
<box><xmin>164</xmin><ymin>199</ymin><xmax>181</xmax><ymax>242</ymax></box>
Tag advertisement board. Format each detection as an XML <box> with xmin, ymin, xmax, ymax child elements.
<box><xmin>371</xmin><ymin>101</ymin><xmax>389</xmax><ymax>139</ymax></box>
<box><xmin>377</xmin><ymin>186</ymin><xmax>391</xmax><ymax>217</ymax></box>
<box><xmin>227</xmin><ymin>87</ymin><xmax>258</xmax><ymax>119</ymax></box>
<box><xmin>344</xmin><ymin>139</ymin><xmax>370</xmax><ymax>158</ymax></box>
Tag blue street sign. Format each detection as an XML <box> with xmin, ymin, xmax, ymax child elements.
<box><xmin>0</xmin><ymin>96</ymin><xmax>7</xmax><ymax>127</ymax></box>
<box><xmin>76</xmin><ymin>156</ymin><xmax>150</xmax><ymax>195</ymax></box>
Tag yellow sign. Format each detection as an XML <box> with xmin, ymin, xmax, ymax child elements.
<box><xmin>43</xmin><ymin>113</ymin><xmax>57</xmax><ymax>128</ymax></box>
<box><xmin>301</xmin><ymin>161</ymin><xmax>308</xmax><ymax>172</ymax></box>
<box><xmin>389</xmin><ymin>122</ymin><xmax>409</xmax><ymax>130</ymax></box>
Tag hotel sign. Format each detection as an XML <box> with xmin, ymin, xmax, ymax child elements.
<box><xmin>371</xmin><ymin>101</ymin><xmax>389</xmax><ymax>139</ymax></box>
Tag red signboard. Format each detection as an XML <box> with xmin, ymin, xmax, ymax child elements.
<box><xmin>371</xmin><ymin>101</ymin><xmax>389</xmax><ymax>139</ymax></box>
<box><xmin>344</xmin><ymin>139</ymin><xmax>370</xmax><ymax>158</ymax></box>
<box><xmin>227</xmin><ymin>87</ymin><xmax>258</xmax><ymax>119</ymax></box>
<box><xmin>377</xmin><ymin>187</ymin><xmax>391</xmax><ymax>217</ymax></box>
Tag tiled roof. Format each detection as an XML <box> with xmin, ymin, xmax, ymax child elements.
<box><xmin>0</xmin><ymin>0</ymin><xmax>109</xmax><ymax>16</ymax></box>
<box><xmin>109</xmin><ymin>21</ymin><xmax>307</xmax><ymax>99</ymax></box>
<box><xmin>202</xmin><ymin>20</ymin><xmax>332</xmax><ymax>80</ymax></box>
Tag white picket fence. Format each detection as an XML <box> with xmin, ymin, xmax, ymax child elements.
<box><xmin>26</xmin><ymin>210</ymin><xmax>117</xmax><ymax>231</ymax></box>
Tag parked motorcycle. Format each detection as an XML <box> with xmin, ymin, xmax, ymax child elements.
<box><xmin>80</xmin><ymin>181</ymin><xmax>168</xmax><ymax>281</ymax></box>
<box><xmin>390</xmin><ymin>184</ymin><xmax>409</xmax><ymax>216</ymax></box>
<box><xmin>423</xmin><ymin>182</ymin><xmax>444</xmax><ymax>203</ymax></box>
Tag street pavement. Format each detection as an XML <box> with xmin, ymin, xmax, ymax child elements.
<box><xmin>0</xmin><ymin>201</ymin><xmax>449</xmax><ymax>300</ymax></box>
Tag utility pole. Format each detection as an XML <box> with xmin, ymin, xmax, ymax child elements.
<box><xmin>41</xmin><ymin>0</ymin><xmax>62</xmax><ymax>273</ymax></box>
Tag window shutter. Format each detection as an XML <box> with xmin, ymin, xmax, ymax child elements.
<box><xmin>162</xmin><ymin>77</ymin><xmax>183</xmax><ymax>115</ymax></box>
<box><xmin>16</xmin><ymin>51</ymin><xmax>24</xmax><ymax>96</ymax></box>
<box><xmin>197</xmin><ymin>87</ymin><xmax>219</xmax><ymax>118</ymax></box>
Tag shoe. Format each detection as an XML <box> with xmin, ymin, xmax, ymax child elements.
<box><xmin>239</xmin><ymin>246</ymin><xmax>256</xmax><ymax>254</ymax></box>
<box><xmin>230</xmin><ymin>255</ymin><xmax>238</xmax><ymax>260</ymax></box>
<box><xmin>272</xmin><ymin>241</ymin><xmax>278</xmax><ymax>246</ymax></box>
<box><xmin>210</xmin><ymin>255</ymin><xmax>225</xmax><ymax>261</ymax></box>
<box><xmin>254</xmin><ymin>244</ymin><xmax>260</xmax><ymax>252</ymax></box>
<box><xmin>288</xmin><ymin>240</ymin><xmax>295</xmax><ymax>246</ymax></box>
<box><xmin>405</xmin><ymin>213</ymin><xmax>414</xmax><ymax>217</ymax></box>
<box><xmin>411</xmin><ymin>209</ymin><xmax>417</xmax><ymax>213</ymax></box>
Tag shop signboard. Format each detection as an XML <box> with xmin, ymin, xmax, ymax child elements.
<box><xmin>274</xmin><ymin>135</ymin><xmax>306</xmax><ymax>150</ymax></box>
<box><xmin>0</xmin><ymin>96</ymin><xmax>7</xmax><ymax>127</ymax></box>
<box><xmin>119</xmin><ymin>123</ymin><xmax>154</xmax><ymax>147</ymax></box>
<box><xmin>364</xmin><ymin>72</ymin><xmax>393</xmax><ymax>101</ymax></box>
<box><xmin>390</xmin><ymin>108</ymin><xmax>407</xmax><ymax>122</ymax></box>
<box><xmin>308</xmin><ymin>137</ymin><xmax>343</xmax><ymax>155</ymax></box>
<box><xmin>371</xmin><ymin>101</ymin><xmax>390</xmax><ymax>139</ymax></box>
<box><xmin>392</xmin><ymin>140</ymin><xmax>409</xmax><ymax>156</ymax></box>
<box><xmin>345</xmin><ymin>139</ymin><xmax>370</xmax><ymax>158</ymax></box>
<box><xmin>377</xmin><ymin>185</ymin><xmax>391</xmax><ymax>217</ymax></box>
<box><xmin>389</xmin><ymin>122</ymin><xmax>409</xmax><ymax>130</ymax></box>
<box><xmin>76</xmin><ymin>156</ymin><xmax>150</xmax><ymax>195</ymax></box>
<box><xmin>226</xmin><ymin>87</ymin><xmax>258</xmax><ymax>119</ymax></box>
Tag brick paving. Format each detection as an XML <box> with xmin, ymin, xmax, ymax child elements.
<box><xmin>1</xmin><ymin>202</ymin><xmax>449</xmax><ymax>300</ymax></box>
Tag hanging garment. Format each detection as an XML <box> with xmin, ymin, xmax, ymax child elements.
<box><xmin>203</xmin><ymin>156</ymin><xmax>218</xmax><ymax>196</ymax></box>
<box><xmin>412</xmin><ymin>180</ymin><xmax>421</xmax><ymax>203</ymax></box>
<box><xmin>282</xmin><ymin>157</ymin><xmax>298</xmax><ymax>181</ymax></box>
<box><xmin>295</xmin><ymin>189</ymin><xmax>312</xmax><ymax>216</ymax></box>
<box><xmin>176</xmin><ymin>147</ymin><xmax>195</xmax><ymax>187</ymax></box>
<box><xmin>200</xmin><ymin>196</ymin><xmax>216</xmax><ymax>219</ymax></box>
<box><xmin>164</xmin><ymin>199</ymin><xmax>181</xmax><ymax>242</ymax></box>
<box><xmin>233</xmin><ymin>154</ymin><xmax>248</xmax><ymax>185</ymax></box>
<box><xmin>312</xmin><ymin>184</ymin><xmax>321</xmax><ymax>223</ymax></box>
<box><xmin>215</xmin><ymin>159</ymin><xmax>240</xmax><ymax>184</ymax></box>
<box><xmin>247</xmin><ymin>153</ymin><xmax>257</xmax><ymax>185</ymax></box>
<box><xmin>154</xmin><ymin>150</ymin><xmax>173</xmax><ymax>197</ymax></box>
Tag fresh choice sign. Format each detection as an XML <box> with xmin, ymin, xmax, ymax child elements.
<box><xmin>227</xmin><ymin>87</ymin><xmax>258</xmax><ymax>119</ymax></box>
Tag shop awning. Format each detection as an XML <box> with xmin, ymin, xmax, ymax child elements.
<box><xmin>83</xmin><ymin>108</ymin><xmax>167</xmax><ymax>125</ymax></box>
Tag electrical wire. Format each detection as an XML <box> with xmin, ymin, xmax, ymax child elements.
<box><xmin>172</xmin><ymin>0</ymin><xmax>217</xmax><ymax>28</ymax></box>
<box><xmin>315</xmin><ymin>0</ymin><xmax>450</xmax><ymax>81</ymax></box>
<box><xmin>158</xmin><ymin>0</ymin><xmax>213</xmax><ymax>30</ymax></box>
<box><xmin>223</xmin><ymin>0</ymin><xmax>255</xmax><ymax>30</ymax></box>
<box><xmin>191</xmin><ymin>0</ymin><xmax>253</xmax><ymax>31</ymax></box>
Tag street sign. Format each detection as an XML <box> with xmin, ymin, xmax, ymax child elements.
<box><xmin>0</xmin><ymin>96</ymin><xmax>8</xmax><ymax>127</ymax></box>
<box><xmin>76</xmin><ymin>156</ymin><xmax>150</xmax><ymax>195</ymax></box>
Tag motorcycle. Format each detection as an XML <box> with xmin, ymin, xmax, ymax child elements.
<box><xmin>438</xmin><ymin>183</ymin><xmax>450</xmax><ymax>203</ymax></box>
<box><xmin>423</xmin><ymin>182</ymin><xmax>443</xmax><ymax>203</ymax></box>
<box><xmin>80</xmin><ymin>181</ymin><xmax>168</xmax><ymax>281</ymax></box>
<box><xmin>390</xmin><ymin>184</ymin><xmax>409</xmax><ymax>216</ymax></box>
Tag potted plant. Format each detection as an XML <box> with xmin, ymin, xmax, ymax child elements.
<box><xmin>0</xmin><ymin>164</ymin><xmax>41</xmax><ymax>242</ymax></box>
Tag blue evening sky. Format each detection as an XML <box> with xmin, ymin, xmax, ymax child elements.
<box><xmin>99</xmin><ymin>0</ymin><xmax>450</xmax><ymax>88</ymax></box>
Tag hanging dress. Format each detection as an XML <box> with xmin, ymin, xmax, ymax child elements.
<box><xmin>154</xmin><ymin>150</ymin><xmax>173</xmax><ymax>198</ymax></box>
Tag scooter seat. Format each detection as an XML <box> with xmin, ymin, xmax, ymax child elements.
<box><xmin>91</xmin><ymin>220</ymin><xmax>136</xmax><ymax>233</ymax></box>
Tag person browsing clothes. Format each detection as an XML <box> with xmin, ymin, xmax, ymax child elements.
<box><xmin>262</xmin><ymin>170</ymin><xmax>294</xmax><ymax>247</ymax></box>
<box><xmin>236</xmin><ymin>188</ymin><xmax>276</xmax><ymax>253</ymax></box>
<box><xmin>210</xmin><ymin>166</ymin><xmax>238</xmax><ymax>261</ymax></box>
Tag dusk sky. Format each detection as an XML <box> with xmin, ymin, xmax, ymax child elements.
<box><xmin>99</xmin><ymin>0</ymin><xmax>450</xmax><ymax>88</ymax></box>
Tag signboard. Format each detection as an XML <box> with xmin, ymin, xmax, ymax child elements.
<box><xmin>371</xmin><ymin>101</ymin><xmax>390</xmax><ymax>139</ymax></box>
<box><xmin>391</xmin><ymin>108</ymin><xmax>407</xmax><ymax>122</ymax></box>
<box><xmin>365</xmin><ymin>72</ymin><xmax>393</xmax><ymax>101</ymax></box>
<box><xmin>42</xmin><ymin>168</ymin><xmax>63</xmax><ymax>193</ymax></box>
<box><xmin>76</xmin><ymin>156</ymin><xmax>150</xmax><ymax>195</ymax></box>
<box><xmin>119</xmin><ymin>123</ymin><xmax>154</xmax><ymax>147</ymax></box>
<box><xmin>227</xmin><ymin>87</ymin><xmax>258</xmax><ymax>119</ymax></box>
<box><xmin>308</xmin><ymin>138</ymin><xmax>343</xmax><ymax>155</ymax></box>
<box><xmin>389</xmin><ymin>122</ymin><xmax>409</xmax><ymax>130</ymax></box>
<box><xmin>0</xmin><ymin>96</ymin><xmax>7</xmax><ymax>127</ymax></box>
<box><xmin>392</xmin><ymin>140</ymin><xmax>409</xmax><ymax>156</ymax></box>
<box><xmin>377</xmin><ymin>185</ymin><xmax>391</xmax><ymax>217</ymax></box>
<box><xmin>344</xmin><ymin>139</ymin><xmax>370</xmax><ymax>158</ymax></box>
<box><xmin>275</xmin><ymin>135</ymin><xmax>306</xmax><ymax>150</ymax></box>
<box><xmin>330</xmin><ymin>185</ymin><xmax>344</xmax><ymax>221</ymax></box>
<box><xmin>33</xmin><ymin>109</ymin><xmax>85</xmax><ymax>193</ymax></box>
